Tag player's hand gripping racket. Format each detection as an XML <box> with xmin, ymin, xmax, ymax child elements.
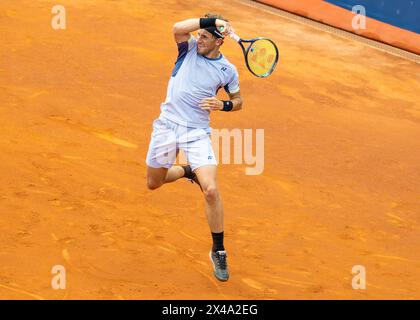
<box><xmin>220</xmin><ymin>26</ymin><xmax>279</xmax><ymax>78</ymax></box>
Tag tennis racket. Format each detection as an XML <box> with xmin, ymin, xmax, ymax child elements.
<box><xmin>220</xmin><ymin>27</ymin><xmax>279</xmax><ymax>78</ymax></box>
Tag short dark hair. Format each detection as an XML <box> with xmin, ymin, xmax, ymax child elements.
<box><xmin>204</xmin><ymin>12</ymin><xmax>228</xmax><ymax>22</ymax></box>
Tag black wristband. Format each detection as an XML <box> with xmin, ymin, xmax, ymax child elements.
<box><xmin>222</xmin><ymin>100</ymin><xmax>233</xmax><ymax>112</ymax></box>
<box><xmin>199</xmin><ymin>18</ymin><xmax>217</xmax><ymax>29</ymax></box>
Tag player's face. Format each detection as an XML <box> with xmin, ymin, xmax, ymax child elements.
<box><xmin>197</xmin><ymin>29</ymin><xmax>222</xmax><ymax>55</ymax></box>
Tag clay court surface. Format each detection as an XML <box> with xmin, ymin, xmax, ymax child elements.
<box><xmin>1</xmin><ymin>0</ymin><xmax>419</xmax><ymax>299</ymax></box>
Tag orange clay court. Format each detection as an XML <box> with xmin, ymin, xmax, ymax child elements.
<box><xmin>1</xmin><ymin>0</ymin><xmax>419</xmax><ymax>299</ymax></box>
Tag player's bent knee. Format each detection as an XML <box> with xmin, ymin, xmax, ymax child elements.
<box><xmin>147</xmin><ymin>178</ymin><xmax>162</xmax><ymax>190</ymax></box>
<box><xmin>203</xmin><ymin>185</ymin><xmax>219</xmax><ymax>202</ymax></box>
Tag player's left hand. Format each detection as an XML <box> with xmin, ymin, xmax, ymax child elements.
<box><xmin>199</xmin><ymin>97</ymin><xmax>223</xmax><ymax>111</ymax></box>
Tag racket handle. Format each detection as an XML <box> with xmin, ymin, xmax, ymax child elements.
<box><xmin>229</xmin><ymin>33</ymin><xmax>241</xmax><ymax>42</ymax></box>
<box><xmin>219</xmin><ymin>26</ymin><xmax>241</xmax><ymax>42</ymax></box>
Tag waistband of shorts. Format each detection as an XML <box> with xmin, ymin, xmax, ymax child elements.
<box><xmin>159</xmin><ymin>113</ymin><xmax>209</xmax><ymax>129</ymax></box>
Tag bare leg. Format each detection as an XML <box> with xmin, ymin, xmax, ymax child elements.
<box><xmin>164</xmin><ymin>166</ymin><xmax>185</xmax><ymax>183</ymax></box>
<box><xmin>196</xmin><ymin>165</ymin><xmax>229</xmax><ymax>281</ymax></box>
<box><xmin>146</xmin><ymin>167</ymin><xmax>168</xmax><ymax>190</ymax></box>
<box><xmin>147</xmin><ymin>166</ymin><xmax>185</xmax><ymax>190</ymax></box>
<box><xmin>195</xmin><ymin>165</ymin><xmax>223</xmax><ymax>233</ymax></box>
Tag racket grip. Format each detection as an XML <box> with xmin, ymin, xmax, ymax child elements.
<box><xmin>219</xmin><ymin>26</ymin><xmax>240</xmax><ymax>42</ymax></box>
<box><xmin>230</xmin><ymin>33</ymin><xmax>241</xmax><ymax>42</ymax></box>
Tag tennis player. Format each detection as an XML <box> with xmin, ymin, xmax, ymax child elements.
<box><xmin>146</xmin><ymin>13</ymin><xmax>243</xmax><ymax>282</ymax></box>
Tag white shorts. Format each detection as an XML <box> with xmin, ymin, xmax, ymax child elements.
<box><xmin>146</xmin><ymin>116</ymin><xmax>217</xmax><ymax>171</ymax></box>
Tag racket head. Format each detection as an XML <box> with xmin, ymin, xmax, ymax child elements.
<box><xmin>245</xmin><ymin>38</ymin><xmax>279</xmax><ymax>78</ymax></box>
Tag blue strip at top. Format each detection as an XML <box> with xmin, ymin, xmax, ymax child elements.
<box><xmin>325</xmin><ymin>0</ymin><xmax>420</xmax><ymax>34</ymax></box>
<box><xmin>172</xmin><ymin>41</ymin><xmax>189</xmax><ymax>77</ymax></box>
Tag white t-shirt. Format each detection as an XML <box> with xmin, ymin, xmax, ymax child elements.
<box><xmin>159</xmin><ymin>36</ymin><xmax>240</xmax><ymax>128</ymax></box>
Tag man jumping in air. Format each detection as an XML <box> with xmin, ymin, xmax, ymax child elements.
<box><xmin>146</xmin><ymin>13</ymin><xmax>243</xmax><ymax>282</ymax></box>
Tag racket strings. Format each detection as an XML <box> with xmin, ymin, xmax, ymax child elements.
<box><xmin>246</xmin><ymin>39</ymin><xmax>278</xmax><ymax>77</ymax></box>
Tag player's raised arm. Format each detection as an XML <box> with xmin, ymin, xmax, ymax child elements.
<box><xmin>172</xmin><ymin>18</ymin><xmax>230</xmax><ymax>43</ymax></box>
